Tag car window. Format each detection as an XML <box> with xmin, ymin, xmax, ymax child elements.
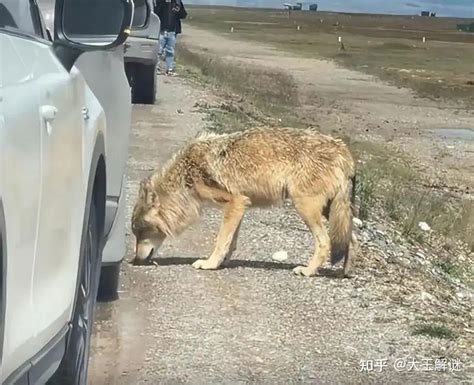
<box><xmin>132</xmin><ymin>0</ymin><xmax>147</xmax><ymax>28</ymax></box>
<box><xmin>62</xmin><ymin>0</ymin><xmax>125</xmax><ymax>38</ymax></box>
<box><xmin>0</xmin><ymin>0</ymin><xmax>43</xmax><ymax>37</ymax></box>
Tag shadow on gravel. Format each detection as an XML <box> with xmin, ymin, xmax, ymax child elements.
<box><xmin>150</xmin><ymin>257</ymin><xmax>344</xmax><ymax>278</ymax></box>
<box><xmin>151</xmin><ymin>256</ymin><xmax>297</xmax><ymax>270</ymax></box>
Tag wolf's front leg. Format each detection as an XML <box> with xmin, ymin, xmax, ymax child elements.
<box><xmin>192</xmin><ymin>196</ymin><xmax>249</xmax><ymax>271</ymax></box>
<box><xmin>224</xmin><ymin>219</ymin><xmax>242</xmax><ymax>263</ymax></box>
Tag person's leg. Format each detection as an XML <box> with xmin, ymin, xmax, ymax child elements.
<box><xmin>165</xmin><ymin>32</ymin><xmax>177</xmax><ymax>73</ymax></box>
<box><xmin>158</xmin><ymin>33</ymin><xmax>164</xmax><ymax>57</ymax></box>
<box><xmin>158</xmin><ymin>32</ymin><xmax>167</xmax><ymax>60</ymax></box>
<box><xmin>157</xmin><ymin>33</ymin><xmax>169</xmax><ymax>73</ymax></box>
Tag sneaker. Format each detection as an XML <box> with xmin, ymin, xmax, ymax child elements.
<box><xmin>156</xmin><ymin>62</ymin><xmax>167</xmax><ymax>75</ymax></box>
<box><xmin>166</xmin><ymin>69</ymin><xmax>177</xmax><ymax>77</ymax></box>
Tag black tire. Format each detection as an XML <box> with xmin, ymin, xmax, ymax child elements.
<box><xmin>125</xmin><ymin>63</ymin><xmax>137</xmax><ymax>103</ymax></box>
<box><xmin>133</xmin><ymin>64</ymin><xmax>157</xmax><ymax>105</ymax></box>
<box><xmin>47</xmin><ymin>201</ymin><xmax>101</xmax><ymax>385</ymax></box>
<box><xmin>97</xmin><ymin>263</ymin><xmax>120</xmax><ymax>303</ymax></box>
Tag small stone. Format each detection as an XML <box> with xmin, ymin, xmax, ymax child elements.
<box><xmin>272</xmin><ymin>250</ymin><xmax>288</xmax><ymax>262</ymax></box>
<box><xmin>353</xmin><ymin>217</ymin><xmax>363</xmax><ymax>228</ymax></box>
<box><xmin>420</xmin><ymin>291</ymin><xmax>435</xmax><ymax>302</ymax></box>
<box><xmin>418</xmin><ymin>221</ymin><xmax>431</xmax><ymax>231</ymax></box>
<box><xmin>375</xmin><ymin>230</ymin><xmax>385</xmax><ymax>237</ymax></box>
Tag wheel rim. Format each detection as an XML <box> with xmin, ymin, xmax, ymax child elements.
<box><xmin>71</xmin><ymin>225</ymin><xmax>94</xmax><ymax>384</ymax></box>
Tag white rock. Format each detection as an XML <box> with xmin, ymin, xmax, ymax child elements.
<box><xmin>272</xmin><ymin>250</ymin><xmax>288</xmax><ymax>262</ymax></box>
<box><xmin>418</xmin><ymin>221</ymin><xmax>431</xmax><ymax>231</ymax></box>
<box><xmin>420</xmin><ymin>291</ymin><xmax>435</xmax><ymax>302</ymax></box>
<box><xmin>353</xmin><ymin>217</ymin><xmax>363</xmax><ymax>228</ymax></box>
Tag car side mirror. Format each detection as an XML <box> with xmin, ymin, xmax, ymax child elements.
<box><xmin>53</xmin><ymin>0</ymin><xmax>134</xmax><ymax>71</ymax></box>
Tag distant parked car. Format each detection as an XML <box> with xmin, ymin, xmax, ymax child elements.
<box><xmin>0</xmin><ymin>0</ymin><xmax>133</xmax><ymax>383</ymax></box>
<box><xmin>124</xmin><ymin>0</ymin><xmax>161</xmax><ymax>104</ymax></box>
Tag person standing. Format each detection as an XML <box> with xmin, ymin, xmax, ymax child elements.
<box><xmin>154</xmin><ymin>0</ymin><xmax>187</xmax><ymax>76</ymax></box>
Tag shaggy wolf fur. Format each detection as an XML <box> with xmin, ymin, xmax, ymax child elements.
<box><xmin>131</xmin><ymin>126</ymin><xmax>357</xmax><ymax>277</ymax></box>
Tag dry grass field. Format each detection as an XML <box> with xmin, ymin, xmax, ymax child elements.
<box><xmin>186</xmin><ymin>6</ymin><xmax>474</xmax><ymax>104</ymax></box>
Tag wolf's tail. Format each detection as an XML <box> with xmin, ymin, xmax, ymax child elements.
<box><xmin>329</xmin><ymin>175</ymin><xmax>354</xmax><ymax>266</ymax></box>
<box><xmin>350</xmin><ymin>174</ymin><xmax>357</xmax><ymax>207</ymax></box>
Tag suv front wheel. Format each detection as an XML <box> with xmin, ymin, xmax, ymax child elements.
<box><xmin>47</xmin><ymin>200</ymin><xmax>101</xmax><ymax>385</ymax></box>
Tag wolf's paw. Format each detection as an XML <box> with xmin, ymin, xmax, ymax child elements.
<box><xmin>292</xmin><ymin>265</ymin><xmax>317</xmax><ymax>277</ymax></box>
<box><xmin>340</xmin><ymin>269</ymin><xmax>353</xmax><ymax>279</ymax></box>
<box><xmin>192</xmin><ymin>259</ymin><xmax>220</xmax><ymax>270</ymax></box>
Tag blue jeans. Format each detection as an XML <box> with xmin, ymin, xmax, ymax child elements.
<box><xmin>159</xmin><ymin>31</ymin><xmax>177</xmax><ymax>71</ymax></box>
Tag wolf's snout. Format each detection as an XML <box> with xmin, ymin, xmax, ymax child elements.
<box><xmin>131</xmin><ymin>241</ymin><xmax>156</xmax><ymax>265</ymax></box>
<box><xmin>131</xmin><ymin>249</ymin><xmax>154</xmax><ymax>265</ymax></box>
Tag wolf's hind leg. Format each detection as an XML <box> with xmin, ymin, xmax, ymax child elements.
<box><xmin>342</xmin><ymin>233</ymin><xmax>358</xmax><ymax>278</ymax></box>
<box><xmin>192</xmin><ymin>194</ymin><xmax>249</xmax><ymax>270</ymax></box>
<box><xmin>292</xmin><ymin>195</ymin><xmax>330</xmax><ymax>277</ymax></box>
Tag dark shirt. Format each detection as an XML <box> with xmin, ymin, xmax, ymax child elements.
<box><xmin>154</xmin><ymin>0</ymin><xmax>187</xmax><ymax>34</ymax></box>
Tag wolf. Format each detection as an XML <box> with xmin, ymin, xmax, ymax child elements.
<box><xmin>131</xmin><ymin>126</ymin><xmax>358</xmax><ymax>277</ymax></box>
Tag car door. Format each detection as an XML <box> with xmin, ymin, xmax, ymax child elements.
<box><xmin>0</xmin><ymin>32</ymin><xmax>43</xmax><ymax>382</ymax></box>
<box><xmin>1</xmin><ymin>1</ymin><xmax>86</xmax><ymax>379</ymax></box>
<box><xmin>29</xmin><ymin>40</ymin><xmax>86</xmax><ymax>351</ymax></box>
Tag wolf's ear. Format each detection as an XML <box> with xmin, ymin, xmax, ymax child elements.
<box><xmin>139</xmin><ymin>177</ymin><xmax>159</xmax><ymax>206</ymax></box>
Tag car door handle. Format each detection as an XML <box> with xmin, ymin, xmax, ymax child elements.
<box><xmin>40</xmin><ymin>105</ymin><xmax>58</xmax><ymax>123</ymax></box>
<box><xmin>40</xmin><ymin>105</ymin><xmax>57</xmax><ymax>135</ymax></box>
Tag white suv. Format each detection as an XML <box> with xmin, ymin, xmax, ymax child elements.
<box><xmin>0</xmin><ymin>0</ymin><xmax>133</xmax><ymax>384</ymax></box>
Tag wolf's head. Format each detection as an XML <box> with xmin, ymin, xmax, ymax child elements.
<box><xmin>130</xmin><ymin>177</ymin><xmax>166</xmax><ymax>265</ymax></box>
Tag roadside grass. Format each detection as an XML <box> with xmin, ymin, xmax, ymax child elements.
<box><xmin>352</xmin><ymin>141</ymin><xmax>474</xmax><ymax>252</ymax></box>
<box><xmin>203</xmin><ymin>108</ymin><xmax>250</xmax><ymax>133</ymax></box>
<box><xmin>354</xmin><ymin>144</ymin><xmax>473</xmax><ymax>286</ymax></box>
<box><xmin>177</xmin><ymin>44</ymin><xmax>298</xmax><ymax>118</ymax></box>
<box><xmin>177</xmin><ymin>40</ymin><xmax>473</xmax><ymax>285</ymax></box>
<box><xmin>411</xmin><ymin>322</ymin><xmax>456</xmax><ymax>340</ymax></box>
<box><xmin>186</xmin><ymin>6</ymin><xmax>474</xmax><ymax>105</ymax></box>
<box><xmin>356</xmin><ymin>167</ymin><xmax>377</xmax><ymax>222</ymax></box>
<box><xmin>433</xmin><ymin>258</ymin><xmax>465</xmax><ymax>280</ymax></box>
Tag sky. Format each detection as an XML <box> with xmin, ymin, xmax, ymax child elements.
<box><xmin>184</xmin><ymin>0</ymin><xmax>474</xmax><ymax>18</ymax></box>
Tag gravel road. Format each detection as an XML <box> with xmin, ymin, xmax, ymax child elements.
<box><xmin>87</xmin><ymin>63</ymin><xmax>472</xmax><ymax>385</ymax></box>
